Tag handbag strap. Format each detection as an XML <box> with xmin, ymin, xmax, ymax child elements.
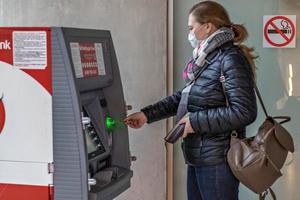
<box><xmin>254</xmin><ymin>84</ymin><xmax>269</xmax><ymax>118</ymax></box>
<box><xmin>221</xmin><ymin>65</ymin><xmax>292</xmax><ymax>125</ymax></box>
<box><xmin>220</xmin><ymin>61</ymin><xmax>269</xmax><ymax>118</ymax></box>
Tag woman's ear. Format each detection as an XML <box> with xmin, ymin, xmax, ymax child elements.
<box><xmin>207</xmin><ymin>22</ymin><xmax>217</xmax><ymax>35</ymax></box>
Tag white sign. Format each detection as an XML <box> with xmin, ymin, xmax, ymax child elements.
<box><xmin>263</xmin><ymin>15</ymin><xmax>296</xmax><ymax>48</ymax></box>
<box><xmin>13</xmin><ymin>31</ymin><xmax>48</xmax><ymax>69</ymax></box>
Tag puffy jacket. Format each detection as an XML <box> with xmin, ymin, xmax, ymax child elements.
<box><xmin>141</xmin><ymin>41</ymin><xmax>257</xmax><ymax>166</ymax></box>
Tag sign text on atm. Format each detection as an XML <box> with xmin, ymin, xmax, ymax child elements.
<box><xmin>0</xmin><ymin>40</ymin><xmax>11</xmax><ymax>50</ymax></box>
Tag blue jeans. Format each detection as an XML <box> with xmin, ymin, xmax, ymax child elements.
<box><xmin>187</xmin><ymin>161</ymin><xmax>239</xmax><ymax>200</ymax></box>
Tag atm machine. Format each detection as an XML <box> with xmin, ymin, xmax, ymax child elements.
<box><xmin>0</xmin><ymin>27</ymin><xmax>133</xmax><ymax>200</ymax></box>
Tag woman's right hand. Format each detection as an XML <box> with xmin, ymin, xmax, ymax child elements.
<box><xmin>123</xmin><ymin>112</ymin><xmax>148</xmax><ymax>129</ymax></box>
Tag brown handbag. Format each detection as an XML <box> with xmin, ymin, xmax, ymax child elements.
<box><xmin>220</xmin><ymin>68</ymin><xmax>295</xmax><ymax>199</ymax></box>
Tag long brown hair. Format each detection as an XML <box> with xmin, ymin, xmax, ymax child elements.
<box><xmin>189</xmin><ymin>1</ymin><xmax>257</xmax><ymax>76</ymax></box>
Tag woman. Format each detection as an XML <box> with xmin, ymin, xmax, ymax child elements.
<box><xmin>124</xmin><ymin>1</ymin><xmax>257</xmax><ymax>200</ymax></box>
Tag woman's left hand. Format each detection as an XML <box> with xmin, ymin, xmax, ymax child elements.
<box><xmin>178</xmin><ymin>116</ymin><xmax>195</xmax><ymax>138</ymax></box>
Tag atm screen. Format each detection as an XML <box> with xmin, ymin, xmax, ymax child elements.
<box><xmin>70</xmin><ymin>42</ymin><xmax>106</xmax><ymax>79</ymax></box>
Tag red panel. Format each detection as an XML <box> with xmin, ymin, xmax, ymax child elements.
<box><xmin>0</xmin><ymin>99</ymin><xmax>5</xmax><ymax>134</ymax></box>
<box><xmin>49</xmin><ymin>186</ymin><xmax>54</xmax><ymax>200</ymax></box>
<box><xmin>0</xmin><ymin>184</ymin><xmax>50</xmax><ymax>200</ymax></box>
<box><xmin>0</xmin><ymin>27</ymin><xmax>52</xmax><ymax>95</ymax></box>
<box><xmin>0</xmin><ymin>29</ymin><xmax>13</xmax><ymax>65</ymax></box>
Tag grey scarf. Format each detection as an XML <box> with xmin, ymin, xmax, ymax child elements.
<box><xmin>183</xmin><ymin>27</ymin><xmax>235</xmax><ymax>85</ymax></box>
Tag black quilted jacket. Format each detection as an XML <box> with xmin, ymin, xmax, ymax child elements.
<box><xmin>141</xmin><ymin>41</ymin><xmax>257</xmax><ymax>166</ymax></box>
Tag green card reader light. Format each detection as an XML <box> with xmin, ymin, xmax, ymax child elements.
<box><xmin>105</xmin><ymin>116</ymin><xmax>126</xmax><ymax>132</ymax></box>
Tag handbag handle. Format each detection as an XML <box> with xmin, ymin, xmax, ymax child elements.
<box><xmin>272</xmin><ymin>116</ymin><xmax>291</xmax><ymax>124</ymax></box>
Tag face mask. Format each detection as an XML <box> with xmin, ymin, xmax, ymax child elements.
<box><xmin>188</xmin><ymin>31</ymin><xmax>202</xmax><ymax>48</ymax></box>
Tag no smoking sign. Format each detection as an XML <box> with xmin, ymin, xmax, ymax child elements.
<box><xmin>263</xmin><ymin>15</ymin><xmax>296</xmax><ymax>48</ymax></box>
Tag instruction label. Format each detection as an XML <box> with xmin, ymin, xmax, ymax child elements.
<box><xmin>70</xmin><ymin>42</ymin><xmax>106</xmax><ymax>78</ymax></box>
<box><xmin>13</xmin><ymin>31</ymin><xmax>47</xmax><ymax>69</ymax></box>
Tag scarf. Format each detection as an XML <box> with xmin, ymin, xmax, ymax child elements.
<box><xmin>183</xmin><ymin>27</ymin><xmax>235</xmax><ymax>85</ymax></box>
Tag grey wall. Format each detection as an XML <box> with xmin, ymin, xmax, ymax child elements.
<box><xmin>174</xmin><ymin>0</ymin><xmax>300</xmax><ymax>200</ymax></box>
<box><xmin>0</xmin><ymin>1</ymin><xmax>167</xmax><ymax>200</ymax></box>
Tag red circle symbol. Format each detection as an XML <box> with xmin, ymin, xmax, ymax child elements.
<box><xmin>0</xmin><ymin>99</ymin><xmax>5</xmax><ymax>134</ymax></box>
<box><xmin>264</xmin><ymin>16</ymin><xmax>295</xmax><ymax>47</ymax></box>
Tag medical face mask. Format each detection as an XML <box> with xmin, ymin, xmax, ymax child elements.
<box><xmin>188</xmin><ymin>31</ymin><xmax>198</xmax><ymax>48</ymax></box>
<box><xmin>188</xmin><ymin>31</ymin><xmax>204</xmax><ymax>48</ymax></box>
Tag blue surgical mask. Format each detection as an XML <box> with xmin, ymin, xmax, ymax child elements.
<box><xmin>188</xmin><ymin>31</ymin><xmax>201</xmax><ymax>48</ymax></box>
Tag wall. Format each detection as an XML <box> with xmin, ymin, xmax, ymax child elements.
<box><xmin>173</xmin><ymin>0</ymin><xmax>300</xmax><ymax>199</ymax></box>
<box><xmin>0</xmin><ymin>1</ymin><xmax>167</xmax><ymax>200</ymax></box>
